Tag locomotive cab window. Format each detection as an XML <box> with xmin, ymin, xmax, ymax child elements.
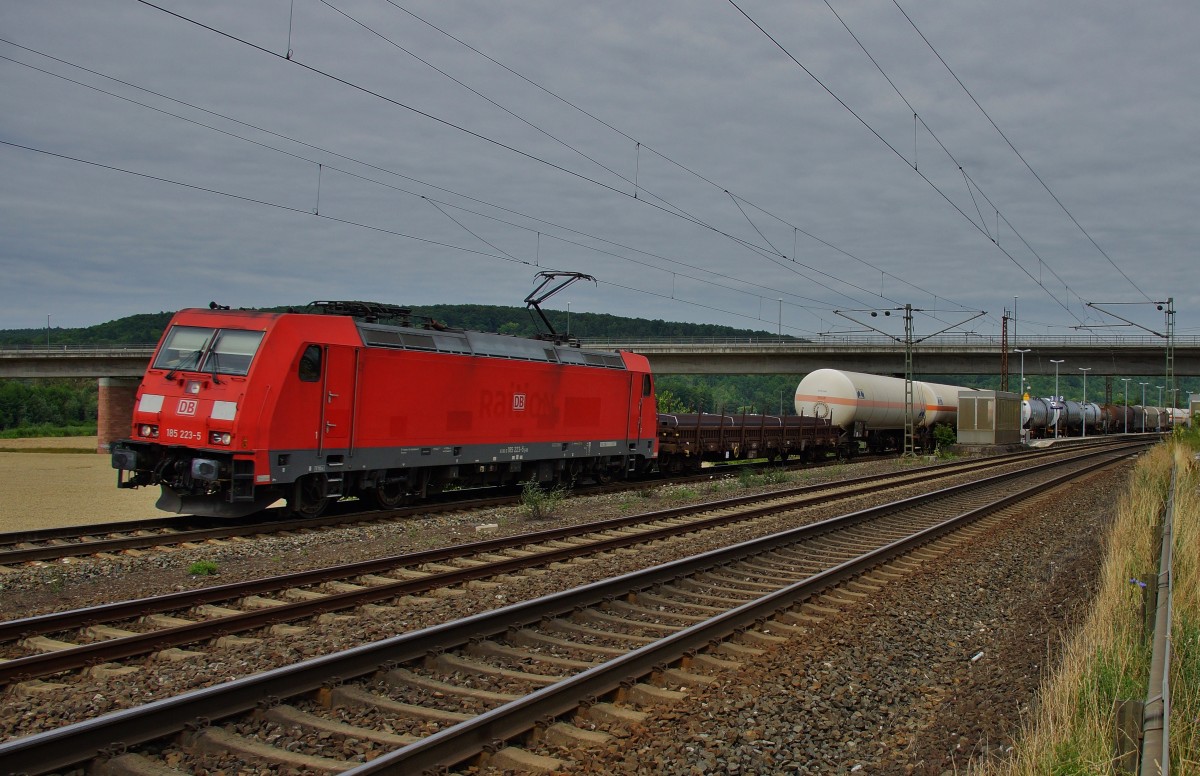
<box><xmin>298</xmin><ymin>345</ymin><xmax>322</xmax><ymax>382</ymax></box>
<box><xmin>643</xmin><ymin>375</ymin><xmax>653</xmax><ymax>397</ymax></box>
<box><xmin>153</xmin><ymin>326</ymin><xmax>214</xmax><ymax>371</ymax></box>
<box><xmin>207</xmin><ymin>329</ymin><xmax>265</xmax><ymax>376</ymax></box>
<box><xmin>152</xmin><ymin>325</ymin><xmax>265</xmax><ymax>377</ymax></box>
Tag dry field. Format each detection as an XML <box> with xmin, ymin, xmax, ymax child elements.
<box><xmin>0</xmin><ymin>437</ymin><xmax>162</xmax><ymax>532</ymax></box>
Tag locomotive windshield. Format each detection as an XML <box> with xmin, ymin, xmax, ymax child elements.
<box><xmin>154</xmin><ymin>325</ymin><xmax>265</xmax><ymax>377</ymax></box>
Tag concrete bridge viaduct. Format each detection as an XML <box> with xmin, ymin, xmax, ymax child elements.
<box><xmin>3</xmin><ymin>335</ymin><xmax>1197</xmax><ymax>451</ymax></box>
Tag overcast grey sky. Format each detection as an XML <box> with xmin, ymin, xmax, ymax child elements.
<box><xmin>2</xmin><ymin>1</ymin><xmax>1196</xmax><ymax>342</ymax></box>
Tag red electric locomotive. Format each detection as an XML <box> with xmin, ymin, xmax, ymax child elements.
<box><xmin>111</xmin><ymin>302</ymin><xmax>658</xmax><ymax>518</ymax></box>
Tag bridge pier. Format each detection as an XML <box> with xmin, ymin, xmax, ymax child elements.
<box><xmin>97</xmin><ymin>377</ymin><xmax>139</xmax><ymax>454</ymax></box>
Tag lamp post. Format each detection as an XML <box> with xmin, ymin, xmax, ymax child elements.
<box><xmin>1015</xmin><ymin>349</ymin><xmax>1031</xmax><ymax>443</ymax></box>
<box><xmin>777</xmin><ymin>299</ymin><xmax>783</xmax><ymax>338</ymax></box>
<box><xmin>1157</xmin><ymin>385</ymin><xmax>1163</xmax><ymax>408</ymax></box>
<box><xmin>566</xmin><ymin>303</ymin><xmax>571</xmax><ymax>336</ymax></box>
<box><xmin>1050</xmin><ymin>359</ymin><xmax>1064</xmax><ymax>439</ymax></box>
<box><xmin>1121</xmin><ymin>378</ymin><xmax>1131</xmax><ymax>433</ymax></box>
<box><xmin>1079</xmin><ymin>367</ymin><xmax>1091</xmax><ymax>438</ymax></box>
<box><xmin>46</xmin><ymin>314</ymin><xmax>50</xmax><ymax>349</ymax></box>
<box><xmin>1139</xmin><ymin>382</ymin><xmax>1148</xmax><ymax>432</ymax></box>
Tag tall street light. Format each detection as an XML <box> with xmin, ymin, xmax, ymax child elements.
<box><xmin>1139</xmin><ymin>382</ymin><xmax>1149</xmax><ymax>432</ymax></box>
<box><xmin>1015</xmin><ymin>348</ymin><xmax>1032</xmax><ymax>443</ymax></box>
<box><xmin>1050</xmin><ymin>359</ymin><xmax>1065</xmax><ymax>439</ymax></box>
<box><xmin>1079</xmin><ymin>367</ymin><xmax>1091</xmax><ymax>438</ymax></box>
<box><xmin>1157</xmin><ymin>385</ymin><xmax>1164</xmax><ymax>408</ymax></box>
<box><xmin>778</xmin><ymin>299</ymin><xmax>783</xmax><ymax>338</ymax></box>
<box><xmin>1121</xmin><ymin>378</ymin><xmax>1132</xmax><ymax>433</ymax></box>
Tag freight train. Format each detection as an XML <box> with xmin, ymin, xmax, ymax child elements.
<box><xmin>111</xmin><ymin>305</ymin><xmax>976</xmax><ymax>518</ymax></box>
<box><xmin>1021</xmin><ymin>396</ymin><xmax>1186</xmax><ymax>438</ymax></box>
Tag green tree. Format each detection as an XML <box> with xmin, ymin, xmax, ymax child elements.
<box><xmin>656</xmin><ymin>389</ymin><xmax>689</xmax><ymax>414</ymax></box>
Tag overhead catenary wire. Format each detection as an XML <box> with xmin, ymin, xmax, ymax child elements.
<box><xmin>131</xmin><ymin>0</ymin><xmax>908</xmax><ymax>319</ymax></box>
<box><xmin>889</xmin><ymin>0</ymin><xmax>1152</xmax><ymax>303</ymax></box>
<box><xmin>819</xmin><ymin>0</ymin><xmax>1122</xmax><ymax>331</ymax></box>
<box><xmin>0</xmin><ymin>41</ymin><xmax>848</xmax><ymax>325</ymax></box>
<box><xmin>1</xmin><ymin>138</ymin><xmax>811</xmax><ymax>333</ymax></box>
<box><xmin>306</xmin><ymin>0</ymin><xmax>955</xmax><ymax>315</ymax></box>
<box><xmin>372</xmin><ymin>0</ymin><xmax>978</xmax><ymax>314</ymax></box>
<box><xmin>727</xmin><ymin>0</ymin><xmax>1100</xmax><ymax>334</ymax></box>
<box><xmin>814</xmin><ymin>0</ymin><xmax>1101</xmax><ymax>329</ymax></box>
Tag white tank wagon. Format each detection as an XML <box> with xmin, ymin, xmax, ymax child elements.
<box><xmin>794</xmin><ymin>369</ymin><xmax>975</xmax><ymax>453</ymax></box>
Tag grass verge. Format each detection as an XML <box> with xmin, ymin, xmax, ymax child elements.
<box><xmin>0</xmin><ymin>424</ymin><xmax>96</xmax><ymax>439</ymax></box>
<box><xmin>980</xmin><ymin>436</ymin><xmax>1198</xmax><ymax>774</ymax></box>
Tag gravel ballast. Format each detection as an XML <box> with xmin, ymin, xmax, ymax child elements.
<box><xmin>0</xmin><ymin>448</ymin><xmax>1126</xmax><ymax>773</ymax></box>
<box><xmin>548</xmin><ymin>469</ymin><xmax>1121</xmax><ymax>775</ymax></box>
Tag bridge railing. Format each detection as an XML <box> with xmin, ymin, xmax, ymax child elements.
<box><xmin>1</xmin><ymin>335</ymin><xmax>1196</xmax><ymax>352</ymax></box>
<box><xmin>575</xmin><ymin>334</ymin><xmax>1198</xmax><ymax>348</ymax></box>
<box><xmin>0</xmin><ymin>344</ymin><xmax>158</xmax><ymax>353</ymax></box>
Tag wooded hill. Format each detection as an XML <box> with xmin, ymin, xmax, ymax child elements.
<box><xmin>0</xmin><ymin>304</ymin><xmax>786</xmax><ymax>348</ymax></box>
<box><xmin>0</xmin><ymin>304</ymin><xmax>795</xmax><ymax>431</ymax></box>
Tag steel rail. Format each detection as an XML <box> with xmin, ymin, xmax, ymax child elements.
<box><xmin>344</xmin><ymin>450</ymin><xmax>1132</xmax><ymax>774</ymax></box>
<box><xmin>0</xmin><ymin>444</ymin><xmax>1125</xmax><ymax>682</ymax></box>
<box><xmin>0</xmin><ymin>493</ymin><xmax>519</xmax><ymax>565</ymax></box>
<box><xmin>0</xmin><ymin>445</ymin><xmax>1047</xmax><ymax>640</ymax></box>
<box><xmin>0</xmin><ymin>455</ymin><xmax>871</xmax><ymax>564</ymax></box>
<box><xmin>0</xmin><ymin>445</ymin><xmax>1142</xmax><ymax>774</ymax></box>
<box><xmin>0</xmin><ymin>442</ymin><xmax>1107</xmax><ymax>564</ymax></box>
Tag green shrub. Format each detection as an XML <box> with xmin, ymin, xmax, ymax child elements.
<box><xmin>519</xmin><ymin>480</ymin><xmax>566</xmax><ymax>520</ymax></box>
<box><xmin>932</xmin><ymin>424</ymin><xmax>957</xmax><ymax>449</ymax></box>
<box><xmin>187</xmin><ymin>560</ymin><xmax>219</xmax><ymax>576</ymax></box>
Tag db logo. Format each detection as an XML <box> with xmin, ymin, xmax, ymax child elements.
<box><xmin>177</xmin><ymin>399</ymin><xmax>198</xmax><ymax>416</ymax></box>
<box><xmin>512</xmin><ymin>393</ymin><xmax>526</xmax><ymax>411</ymax></box>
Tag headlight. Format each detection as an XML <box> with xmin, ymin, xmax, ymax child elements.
<box><xmin>209</xmin><ymin>431</ymin><xmax>232</xmax><ymax>446</ymax></box>
<box><xmin>139</xmin><ymin>424</ymin><xmax>159</xmax><ymax>438</ymax></box>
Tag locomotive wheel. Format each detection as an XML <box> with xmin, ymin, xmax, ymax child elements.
<box><xmin>290</xmin><ymin>474</ymin><xmax>330</xmax><ymax>519</ymax></box>
<box><xmin>368</xmin><ymin>480</ymin><xmax>408</xmax><ymax>510</ymax></box>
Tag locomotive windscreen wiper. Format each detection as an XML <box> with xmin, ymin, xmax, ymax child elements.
<box><xmin>165</xmin><ymin>349</ymin><xmax>203</xmax><ymax>381</ymax></box>
<box><xmin>206</xmin><ymin>349</ymin><xmax>222</xmax><ymax>385</ymax></box>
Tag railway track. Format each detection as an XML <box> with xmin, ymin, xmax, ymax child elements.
<box><xmin>0</xmin><ymin>442</ymin><xmax>1110</xmax><ymax>567</ymax></box>
<box><xmin>0</xmin><ymin>442</ymin><xmax>1132</xmax><ymax>686</ymax></box>
<box><xmin>0</xmin><ymin>455</ymin><xmax>897</xmax><ymax>567</ymax></box>
<box><xmin>0</xmin><ymin>441</ymin><xmax>1147</xmax><ymax>774</ymax></box>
